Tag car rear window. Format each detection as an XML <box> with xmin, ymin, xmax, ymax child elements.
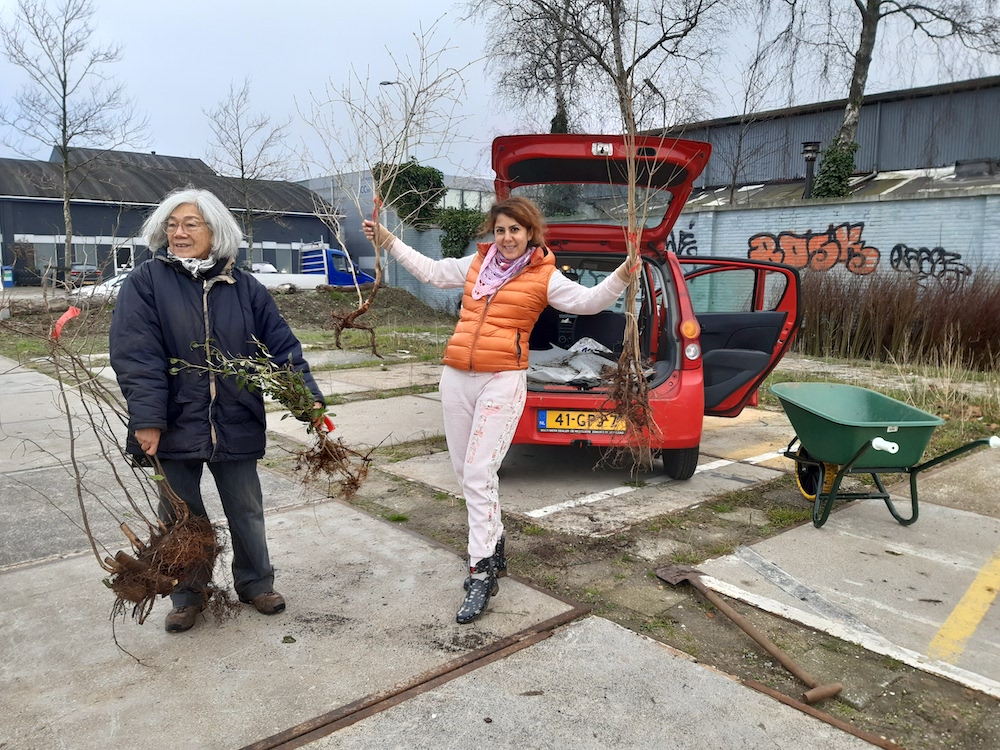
<box><xmin>511</xmin><ymin>182</ymin><xmax>673</xmax><ymax>228</ymax></box>
<box><xmin>558</xmin><ymin>262</ymin><xmax>645</xmax><ymax>315</ymax></box>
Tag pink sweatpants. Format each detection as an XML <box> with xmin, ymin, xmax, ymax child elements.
<box><xmin>439</xmin><ymin>366</ymin><xmax>527</xmax><ymax>566</ymax></box>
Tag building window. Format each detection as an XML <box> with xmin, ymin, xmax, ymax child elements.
<box><xmin>275</xmin><ymin>248</ymin><xmax>293</xmax><ymax>274</ymax></box>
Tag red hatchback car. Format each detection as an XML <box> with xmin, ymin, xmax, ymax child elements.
<box><xmin>495</xmin><ymin>134</ymin><xmax>801</xmax><ymax>479</ymax></box>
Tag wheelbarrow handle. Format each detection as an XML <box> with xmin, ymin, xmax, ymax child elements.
<box><xmin>871</xmin><ymin>437</ymin><xmax>899</xmax><ymax>454</ymax></box>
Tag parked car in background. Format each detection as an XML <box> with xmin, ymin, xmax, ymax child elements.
<box><xmin>69</xmin><ymin>264</ymin><xmax>102</xmax><ymax>286</ymax></box>
<box><xmin>494</xmin><ymin>134</ymin><xmax>802</xmax><ymax>478</ymax></box>
<box><xmin>69</xmin><ymin>270</ymin><xmax>129</xmax><ymax>302</ymax></box>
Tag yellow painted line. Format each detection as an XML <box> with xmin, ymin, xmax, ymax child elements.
<box><xmin>927</xmin><ymin>546</ymin><xmax>1000</xmax><ymax>663</ymax></box>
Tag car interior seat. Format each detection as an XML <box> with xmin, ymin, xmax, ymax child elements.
<box><xmin>530</xmin><ymin>305</ymin><xmax>561</xmax><ymax>350</ymax></box>
<box><xmin>573</xmin><ymin>311</ymin><xmax>627</xmax><ymax>355</ymax></box>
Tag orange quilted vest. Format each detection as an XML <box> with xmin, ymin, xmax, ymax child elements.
<box><xmin>442</xmin><ymin>243</ymin><xmax>557</xmax><ymax>372</ymax></box>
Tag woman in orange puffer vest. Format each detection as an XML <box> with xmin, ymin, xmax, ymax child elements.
<box><xmin>364</xmin><ymin>196</ymin><xmax>632</xmax><ymax>624</ymax></box>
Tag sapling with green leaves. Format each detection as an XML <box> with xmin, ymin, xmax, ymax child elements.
<box><xmin>169</xmin><ymin>338</ymin><xmax>372</xmax><ymax>497</ymax></box>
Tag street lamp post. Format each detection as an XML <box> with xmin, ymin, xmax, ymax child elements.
<box><xmin>802</xmin><ymin>141</ymin><xmax>822</xmax><ymax>199</ymax></box>
<box><xmin>379</xmin><ymin>80</ymin><xmax>410</xmax><ymax>160</ymax></box>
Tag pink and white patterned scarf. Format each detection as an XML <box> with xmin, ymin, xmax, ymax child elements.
<box><xmin>471</xmin><ymin>243</ymin><xmax>535</xmax><ymax>300</ymax></box>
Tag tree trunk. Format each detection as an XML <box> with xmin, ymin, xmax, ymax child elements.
<box><xmin>551</xmin><ymin>4</ymin><xmax>569</xmax><ymax>134</ymax></box>
<box><xmin>836</xmin><ymin>0</ymin><xmax>881</xmax><ymax>147</ymax></box>
<box><xmin>61</xmin><ymin>149</ymin><xmax>73</xmax><ymax>285</ymax></box>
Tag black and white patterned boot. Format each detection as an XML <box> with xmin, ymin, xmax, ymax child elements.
<box><xmin>463</xmin><ymin>534</ymin><xmax>507</xmax><ymax>591</ymax></box>
<box><xmin>456</xmin><ymin>556</ymin><xmax>498</xmax><ymax>624</ymax></box>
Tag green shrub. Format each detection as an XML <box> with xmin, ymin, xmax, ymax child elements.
<box><xmin>436</xmin><ymin>207</ymin><xmax>485</xmax><ymax>259</ymax></box>
<box><xmin>372</xmin><ymin>159</ymin><xmax>446</xmax><ymax>228</ymax></box>
<box><xmin>811</xmin><ymin>141</ymin><xmax>859</xmax><ymax>199</ymax></box>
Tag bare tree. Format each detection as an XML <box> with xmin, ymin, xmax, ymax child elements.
<box><xmin>468</xmin><ymin>0</ymin><xmax>588</xmax><ymax>132</ymax></box>
<box><xmin>0</xmin><ymin>0</ymin><xmax>147</xmax><ymax>279</ymax></box>
<box><xmin>302</xmin><ymin>21</ymin><xmax>473</xmax><ymax>352</ymax></box>
<box><xmin>204</xmin><ymin>78</ymin><xmax>297</xmax><ymax>263</ymax></box>
<box><xmin>770</xmin><ymin>0</ymin><xmax>1000</xmax><ymax>195</ymax></box>
<box><xmin>470</xmin><ymin>0</ymin><xmax>727</xmax><ymax>134</ymax></box>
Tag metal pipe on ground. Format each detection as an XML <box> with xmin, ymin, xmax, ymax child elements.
<box><xmin>656</xmin><ymin>565</ymin><xmax>843</xmax><ymax>705</ymax></box>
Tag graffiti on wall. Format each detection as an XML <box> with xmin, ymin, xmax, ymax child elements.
<box><xmin>666</xmin><ymin>219</ymin><xmax>698</xmax><ymax>256</ymax></box>
<box><xmin>748</xmin><ymin>222</ymin><xmax>880</xmax><ymax>275</ymax></box>
<box><xmin>745</xmin><ymin>221</ymin><xmax>974</xmax><ymax>288</ymax></box>
<box><xmin>889</xmin><ymin>244</ymin><xmax>972</xmax><ymax>292</ymax></box>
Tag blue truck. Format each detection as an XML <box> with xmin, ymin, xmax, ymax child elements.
<box><xmin>251</xmin><ymin>245</ymin><xmax>375</xmax><ymax>289</ymax></box>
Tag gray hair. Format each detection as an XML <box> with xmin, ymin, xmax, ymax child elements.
<box><xmin>141</xmin><ymin>187</ymin><xmax>243</xmax><ymax>260</ymax></box>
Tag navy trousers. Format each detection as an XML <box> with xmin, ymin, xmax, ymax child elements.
<box><xmin>157</xmin><ymin>458</ymin><xmax>275</xmax><ymax>607</ymax></box>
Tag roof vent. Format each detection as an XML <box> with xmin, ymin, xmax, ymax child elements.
<box><xmin>954</xmin><ymin>158</ymin><xmax>999</xmax><ymax>177</ymax></box>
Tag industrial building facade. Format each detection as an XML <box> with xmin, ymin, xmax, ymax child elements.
<box><xmin>0</xmin><ymin>149</ymin><xmax>336</xmax><ymax>286</ymax></box>
<box><xmin>669</xmin><ymin>76</ymin><xmax>1000</xmax><ymax>189</ymax></box>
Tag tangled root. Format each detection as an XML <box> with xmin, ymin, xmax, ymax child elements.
<box><xmin>602</xmin><ymin>355</ymin><xmax>661</xmax><ymax>472</ymax></box>
<box><xmin>296</xmin><ymin>432</ymin><xmax>373</xmax><ymax>499</ymax></box>
<box><xmin>330</xmin><ymin>311</ymin><xmax>382</xmax><ymax>357</ymax></box>
<box><xmin>106</xmin><ymin>484</ymin><xmax>234</xmax><ymax>625</ymax></box>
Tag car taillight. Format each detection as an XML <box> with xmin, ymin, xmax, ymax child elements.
<box><xmin>679</xmin><ymin>318</ymin><xmax>701</xmax><ymax>368</ymax></box>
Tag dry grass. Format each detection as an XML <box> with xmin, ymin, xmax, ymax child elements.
<box><xmin>796</xmin><ymin>268</ymin><xmax>1000</xmax><ymax>369</ymax></box>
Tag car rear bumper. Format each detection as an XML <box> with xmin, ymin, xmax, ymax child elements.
<box><xmin>513</xmin><ymin>368</ymin><xmax>704</xmax><ymax>449</ymax></box>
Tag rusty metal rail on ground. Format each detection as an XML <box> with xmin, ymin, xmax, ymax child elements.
<box><xmin>242</xmin><ymin>595</ymin><xmax>590</xmax><ymax>750</ymax></box>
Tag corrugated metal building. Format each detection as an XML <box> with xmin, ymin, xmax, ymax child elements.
<box><xmin>0</xmin><ymin>148</ymin><xmax>336</xmax><ymax>285</ymax></box>
<box><xmin>666</xmin><ymin>76</ymin><xmax>1000</xmax><ymax>188</ymax></box>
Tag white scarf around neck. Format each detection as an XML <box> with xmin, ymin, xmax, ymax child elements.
<box><xmin>167</xmin><ymin>250</ymin><xmax>218</xmax><ymax>278</ymax></box>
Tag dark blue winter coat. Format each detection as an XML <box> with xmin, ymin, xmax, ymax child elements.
<box><xmin>109</xmin><ymin>251</ymin><xmax>324</xmax><ymax>462</ymax></box>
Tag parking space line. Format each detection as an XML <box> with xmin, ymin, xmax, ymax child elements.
<box><xmin>525</xmin><ymin>450</ymin><xmax>781</xmax><ymax>519</ymax></box>
<box><xmin>695</xmin><ymin>458</ymin><xmax>733</xmax><ymax>472</ymax></box>
<box><xmin>525</xmin><ymin>476</ymin><xmax>672</xmax><ymax>518</ymax></box>
<box><xmin>927</xmin><ymin>544</ymin><xmax>1000</xmax><ymax>663</ymax></box>
<box><xmin>745</xmin><ymin>450</ymin><xmax>784</xmax><ymax>464</ymax></box>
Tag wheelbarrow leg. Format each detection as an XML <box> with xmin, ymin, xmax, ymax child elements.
<box><xmin>812</xmin><ymin>440</ymin><xmax>886</xmax><ymax>528</ymax></box>
<box><xmin>881</xmin><ymin>471</ymin><xmax>919</xmax><ymax>526</ymax></box>
<box><xmin>813</xmin><ymin>465</ymin><xmax>850</xmax><ymax>528</ymax></box>
<box><xmin>884</xmin><ymin>437</ymin><xmax>1000</xmax><ymax>526</ymax></box>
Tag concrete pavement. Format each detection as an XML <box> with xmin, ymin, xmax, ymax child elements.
<box><xmin>0</xmin><ymin>360</ymin><xmax>892</xmax><ymax>750</ymax></box>
<box><xmin>1</xmin><ymin>348</ymin><xmax>996</xmax><ymax>748</ymax></box>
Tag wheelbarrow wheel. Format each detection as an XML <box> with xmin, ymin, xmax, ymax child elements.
<box><xmin>795</xmin><ymin>446</ymin><xmax>837</xmax><ymax>501</ymax></box>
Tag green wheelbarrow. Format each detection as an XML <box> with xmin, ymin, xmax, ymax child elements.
<box><xmin>770</xmin><ymin>382</ymin><xmax>1000</xmax><ymax>528</ymax></box>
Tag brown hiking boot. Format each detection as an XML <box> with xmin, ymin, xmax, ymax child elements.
<box><xmin>240</xmin><ymin>590</ymin><xmax>286</xmax><ymax>615</ymax></box>
<box><xmin>164</xmin><ymin>604</ymin><xmax>203</xmax><ymax>633</ymax></box>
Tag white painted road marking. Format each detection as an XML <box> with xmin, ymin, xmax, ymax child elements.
<box><xmin>525</xmin><ymin>450</ymin><xmax>785</xmax><ymax>519</ymax></box>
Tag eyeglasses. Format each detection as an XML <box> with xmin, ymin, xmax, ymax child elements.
<box><xmin>162</xmin><ymin>219</ymin><xmax>209</xmax><ymax>234</ymax></box>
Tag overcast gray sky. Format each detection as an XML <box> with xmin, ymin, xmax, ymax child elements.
<box><xmin>1</xmin><ymin>0</ymin><xmax>998</xmax><ymax>180</ymax></box>
<box><xmin>0</xmin><ymin>0</ymin><xmax>509</xmax><ymax>176</ymax></box>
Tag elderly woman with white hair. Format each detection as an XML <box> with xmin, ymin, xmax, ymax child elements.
<box><xmin>110</xmin><ymin>187</ymin><xmax>325</xmax><ymax>634</ymax></box>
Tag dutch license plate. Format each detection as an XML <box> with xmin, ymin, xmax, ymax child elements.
<box><xmin>538</xmin><ymin>410</ymin><xmax>626</xmax><ymax>434</ymax></box>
